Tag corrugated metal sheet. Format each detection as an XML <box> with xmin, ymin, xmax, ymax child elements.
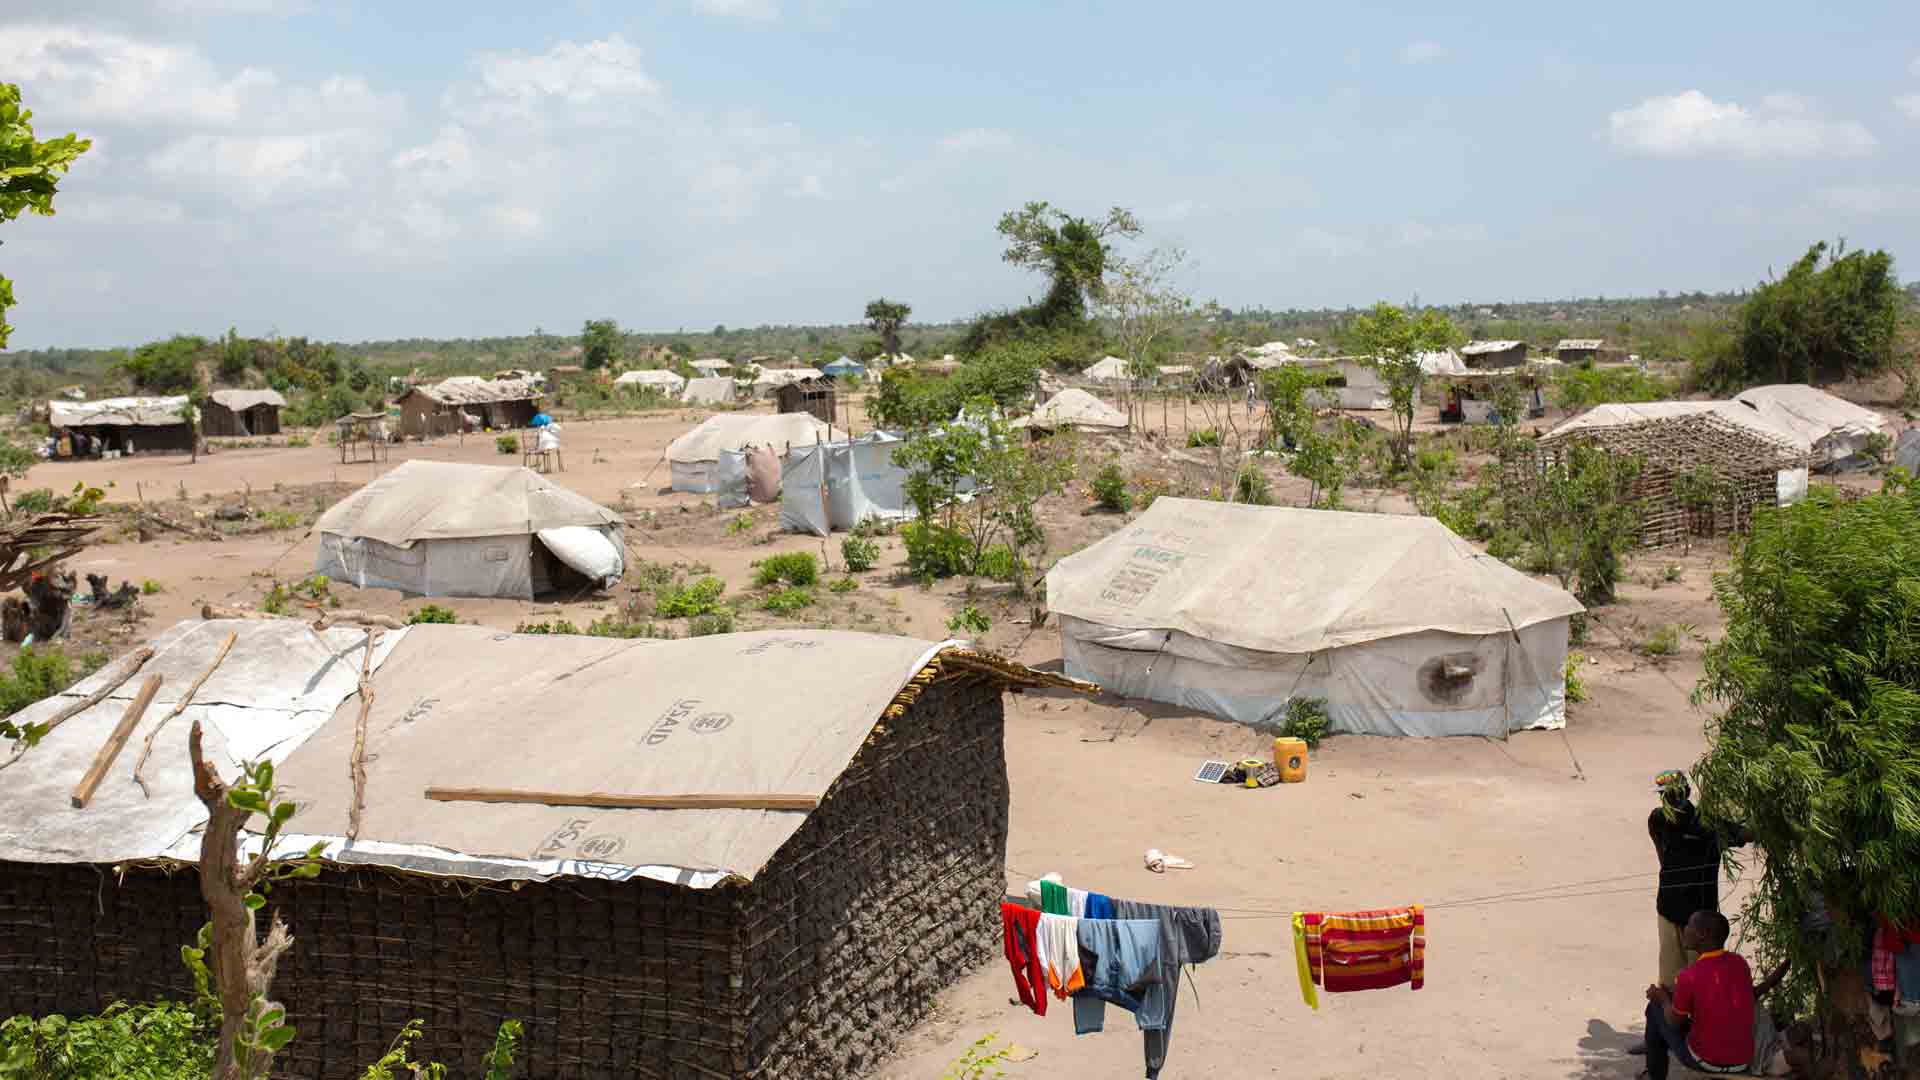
<box><xmin>1556</xmin><ymin>339</ymin><xmax>1605</xmax><ymax>351</ymax></box>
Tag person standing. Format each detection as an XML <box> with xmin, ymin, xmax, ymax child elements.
<box><xmin>1649</xmin><ymin>770</ymin><xmax>1725</xmax><ymax>989</ymax></box>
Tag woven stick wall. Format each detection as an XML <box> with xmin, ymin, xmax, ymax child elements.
<box><xmin>1525</xmin><ymin>412</ymin><xmax>1807</xmax><ymax>549</ymax></box>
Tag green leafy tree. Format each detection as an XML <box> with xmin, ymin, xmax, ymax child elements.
<box><xmin>1346</xmin><ymin>302</ymin><xmax>1465</xmax><ymax>470</ymax></box>
<box><xmin>1694</xmin><ymin>485</ymin><xmax>1920</xmax><ymax>1060</ymax></box>
<box><xmin>0</xmin><ymin>84</ymin><xmax>92</xmax><ymax>349</ymax></box>
<box><xmin>1099</xmin><ymin>246</ymin><xmax>1196</xmax><ymax>387</ymax></box>
<box><xmin>119</xmin><ymin>336</ymin><xmax>207</xmax><ymax>394</ymax></box>
<box><xmin>961</xmin><ymin>202</ymin><xmax>1140</xmax><ymax>353</ymax></box>
<box><xmin>864</xmin><ymin>298</ymin><xmax>911</xmax><ymax>357</ymax></box>
<box><xmin>1504</xmin><ymin>443</ymin><xmax>1642</xmax><ymax>606</ymax></box>
<box><xmin>1696</xmin><ymin>240</ymin><xmax>1902</xmax><ymax>393</ymax></box>
<box><xmin>580</xmin><ymin>319</ymin><xmax>621</xmax><ymax>371</ymax></box>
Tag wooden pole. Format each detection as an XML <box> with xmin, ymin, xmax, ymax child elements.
<box><xmin>423</xmin><ymin>787</ymin><xmax>821</xmax><ymax>811</ymax></box>
<box><xmin>0</xmin><ymin>646</ymin><xmax>156</xmax><ymax>773</ymax></box>
<box><xmin>132</xmin><ymin>631</ymin><xmax>237</xmax><ymax>797</ymax></box>
<box><xmin>70</xmin><ymin>673</ymin><xmax>164</xmax><ymax>808</ymax></box>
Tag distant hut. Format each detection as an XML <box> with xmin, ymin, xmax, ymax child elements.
<box><xmin>1459</xmin><ymin>340</ymin><xmax>1529</xmax><ymax>369</ymax></box>
<box><xmin>1554</xmin><ymin>339</ymin><xmax>1616</xmax><ymax>365</ymax></box>
<box><xmin>395</xmin><ymin>378</ymin><xmax>541</xmax><ymax>438</ymax></box>
<box><xmin>774</xmin><ymin>377</ymin><xmax>836</xmax><ymax>426</ymax></box>
<box><xmin>201</xmin><ymin>388</ymin><xmax>287</xmax><ymax>437</ymax></box>
<box><xmin>821</xmin><ymin>357</ymin><xmax>865</xmax><ymax>379</ymax></box>
<box><xmin>0</xmin><ymin>620</ymin><xmax>1087</xmax><ymax>1079</ymax></box>
<box><xmin>613</xmin><ymin>369</ymin><xmax>687</xmax><ymax>395</ymax></box>
<box><xmin>691</xmin><ymin>358</ymin><xmax>734</xmax><ymax>376</ymax></box>
<box><xmin>48</xmin><ymin>396</ymin><xmax>196</xmax><ymax>456</ymax></box>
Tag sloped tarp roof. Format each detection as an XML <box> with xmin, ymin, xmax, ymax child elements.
<box><xmin>49</xmin><ymin>395</ymin><xmax>191</xmax><ymax>428</ymax></box>
<box><xmin>614</xmin><ymin>369</ymin><xmax>686</xmax><ymax>390</ymax></box>
<box><xmin>409</xmin><ymin>377</ymin><xmax>542</xmax><ymax>406</ymax></box>
<box><xmin>1732</xmin><ymin>384</ymin><xmax>1886</xmax><ymax>449</ymax></box>
<box><xmin>1013</xmin><ymin>388</ymin><xmax>1128</xmax><ymax>431</ymax></box>
<box><xmin>1083</xmin><ymin>356</ymin><xmax>1131</xmax><ymax>382</ymax></box>
<box><xmin>1461</xmin><ymin>340</ymin><xmax>1525</xmax><ymax>355</ymax></box>
<box><xmin>1556</xmin><ymin>339</ymin><xmax>1605</xmax><ymax>350</ymax></box>
<box><xmin>1543</xmin><ymin>400</ymin><xmax>1811</xmax><ymax>454</ymax></box>
<box><xmin>315</xmin><ymin>460</ymin><xmax>619</xmax><ymax>546</ymax></box>
<box><xmin>0</xmin><ymin>622</ymin><xmax>1085</xmax><ymax>888</ymax></box>
<box><xmin>667</xmin><ymin>413</ymin><xmax>840</xmax><ymax>464</ymax></box>
<box><xmin>681</xmin><ymin>376</ymin><xmax>737</xmax><ymax>405</ymax></box>
<box><xmin>208</xmin><ymin>388</ymin><xmax>287</xmax><ymax>411</ymax></box>
<box><xmin>752</xmin><ymin>368</ymin><xmax>823</xmax><ymax>389</ymax></box>
<box><xmin>1046</xmin><ymin>498</ymin><xmax>1583</xmax><ymax>655</ymax></box>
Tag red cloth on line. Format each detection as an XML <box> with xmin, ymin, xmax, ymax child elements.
<box><xmin>1300</xmin><ymin>905</ymin><xmax>1426</xmax><ymax>993</ymax></box>
<box><xmin>1872</xmin><ymin>916</ymin><xmax>1920</xmax><ymax>994</ymax></box>
<box><xmin>1002</xmin><ymin>902</ymin><xmax>1048</xmax><ymax>1016</ymax></box>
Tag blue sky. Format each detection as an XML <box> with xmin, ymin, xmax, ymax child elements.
<box><xmin>3</xmin><ymin>0</ymin><xmax>1917</xmax><ymax>348</ymax></box>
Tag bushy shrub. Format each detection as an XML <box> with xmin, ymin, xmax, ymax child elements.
<box><xmin>841</xmin><ymin>534</ymin><xmax>880</xmax><ymax>572</ymax></box>
<box><xmin>12</xmin><ymin>488</ymin><xmax>53</xmax><ymax>514</ymax></box>
<box><xmin>495</xmin><ymin>435</ymin><xmax>518</xmax><ymax>455</ymax></box>
<box><xmin>1564</xmin><ymin>653</ymin><xmax>1589</xmax><ymax>704</ymax></box>
<box><xmin>1277</xmin><ymin>696</ymin><xmax>1331</xmax><ymax>748</ymax></box>
<box><xmin>514</xmin><ymin>620</ymin><xmax>580</xmax><ymax>635</ymax></box>
<box><xmin>902</xmin><ymin>521</ymin><xmax>973</xmax><ymax>580</ymax></box>
<box><xmin>1233</xmin><ymin>465</ymin><xmax>1273</xmax><ymax>506</ymax></box>
<box><xmin>0</xmin><ymin>647</ymin><xmax>76</xmax><ymax>721</ymax></box>
<box><xmin>1091</xmin><ymin>463</ymin><xmax>1132</xmax><ymax>512</ymax></box>
<box><xmin>1186</xmin><ymin>428</ymin><xmax>1221</xmax><ymax>448</ymax></box>
<box><xmin>829</xmin><ymin>576</ymin><xmax>858</xmax><ymax>593</ymax></box>
<box><xmin>974</xmin><ymin>545</ymin><xmax>1018</xmax><ymax>582</ymax></box>
<box><xmin>688</xmin><ymin>610</ymin><xmax>735</xmax><ymax>636</ymax></box>
<box><xmin>761</xmin><ymin>587</ymin><xmax>816</xmax><ymax>614</ymax></box>
<box><xmin>656</xmin><ymin>576</ymin><xmax>727</xmax><ymax>617</ymax></box>
<box><xmin>946</xmin><ymin>605</ymin><xmax>991</xmax><ymax>636</ymax></box>
<box><xmin>754</xmin><ymin>552</ymin><xmax>818</xmax><ymax>588</ymax></box>
<box><xmin>0</xmin><ymin>1001</ymin><xmax>214</xmax><ymax>1080</ymax></box>
<box><xmin>140</xmin><ymin>579</ymin><xmax>165</xmax><ymax>596</ymax></box>
<box><xmin>406</xmin><ymin>604</ymin><xmax>458</xmax><ymax>625</ymax></box>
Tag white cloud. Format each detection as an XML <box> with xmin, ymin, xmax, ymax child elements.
<box><xmin>147</xmin><ymin>130</ymin><xmax>377</xmax><ymax>203</ymax></box>
<box><xmin>488</xmin><ymin>205</ymin><xmax>543</xmax><ymax>235</ymax></box>
<box><xmin>1399</xmin><ymin>41</ymin><xmax>1447</xmax><ymax>64</ymax></box>
<box><xmin>1816</xmin><ymin>184</ymin><xmax>1920</xmax><ymax>216</ymax></box>
<box><xmin>1154</xmin><ymin>199</ymin><xmax>1199</xmax><ymax>222</ymax></box>
<box><xmin>64</xmin><ymin>194</ymin><xmax>186</xmax><ymax>226</ymax></box>
<box><xmin>937</xmin><ymin>127</ymin><xmax>1013</xmax><ymax>154</ymax></box>
<box><xmin>788</xmin><ymin>174</ymin><xmax>828</xmax><ymax>199</ymax></box>
<box><xmin>692</xmin><ymin>0</ymin><xmax>779</xmax><ymax>20</ymax></box>
<box><xmin>0</xmin><ymin>25</ymin><xmax>276</xmax><ymax>126</ymax></box>
<box><xmin>1606</xmin><ymin>90</ymin><xmax>1877</xmax><ymax>160</ymax></box>
<box><xmin>1294</xmin><ymin>227</ymin><xmax>1367</xmax><ymax>259</ymax></box>
<box><xmin>450</xmin><ymin>34</ymin><xmax>661</xmax><ymax>126</ymax></box>
<box><xmin>1896</xmin><ymin>94</ymin><xmax>1920</xmax><ymax>122</ymax></box>
<box><xmin>157</xmin><ymin>0</ymin><xmax>308</xmax><ymax>12</ymax></box>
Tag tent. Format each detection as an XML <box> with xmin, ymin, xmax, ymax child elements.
<box><xmin>614</xmin><ymin>369</ymin><xmax>687</xmax><ymax>394</ymax></box>
<box><xmin>1898</xmin><ymin>428</ymin><xmax>1920</xmax><ymax>476</ymax></box>
<box><xmin>681</xmin><ymin>376</ymin><xmax>737</xmax><ymax>405</ymax></box>
<box><xmin>1012</xmin><ymin>388</ymin><xmax>1128</xmax><ymax>432</ymax></box>
<box><xmin>667</xmin><ymin>413</ymin><xmax>841</xmax><ymax>493</ymax></box>
<box><xmin>690</xmin><ymin>358</ymin><xmax>733</xmax><ymax>374</ymax></box>
<box><xmin>823</xmin><ymin>357</ymin><xmax>865</xmax><ymax>378</ymax></box>
<box><xmin>781</xmin><ymin>434</ymin><xmax>915</xmax><ymax>536</ymax></box>
<box><xmin>1083</xmin><ymin>356</ymin><xmax>1131</xmax><ymax>384</ymax></box>
<box><xmin>315</xmin><ymin>461</ymin><xmax>624</xmax><ymax>599</ymax></box>
<box><xmin>1046</xmin><ymin>499</ymin><xmax>1584</xmax><ymax>737</ymax></box>
<box><xmin>1731</xmin><ymin>384</ymin><xmax>1887</xmax><ymax>469</ymax></box>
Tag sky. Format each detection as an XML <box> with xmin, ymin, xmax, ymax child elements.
<box><xmin>2</xmin><ymin>0</ymin><xmax>1918</xmax><ymax>349</ymax></box>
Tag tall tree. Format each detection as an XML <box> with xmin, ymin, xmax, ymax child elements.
<box><xmin>581</xmin><ymin>319</ymin><xmax>621</xmax><ymax>370</ymax></box>
<box><xmin>0</xmin><ymin>83</ymin><xmax>92</xmax><ymax>349</ymax></box>
<box><xmin>864</xmin><ymin>298</ymin><xmax>912</xmax><ymax>357</ymax></box>
<box><xmin>995</xmin><ymin>201</ymin><xmax>1140</xmax><ymax>326</ymax></box>
<box><xmin>1346</xmin><ymin>301</ymin><xmax>1464</xmax><ymax>469</ymax></box>
<box><xmin>1734</xmin><ymin>240</ymin><xmax>1901</xmax><ymax>388</ymax></box>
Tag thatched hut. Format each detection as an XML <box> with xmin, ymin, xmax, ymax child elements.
<box><xmin>48</xmin><ymin>396</ymin><xmax>196</xmax><ymax>456</ymax></box>
<box><xmin>396</xmin><ymin>378</ymin><xmax>542</xmax><ymax>438</ymax></box>
<box><xmin>0</xmin><ymin>621</ymin><xmax>1087</xmax><ymax>1079</ymax></box>
<box><xmin>201</xmin><ymin>388</ymin><xmax>287</xmax><ymax>437</ymax></box>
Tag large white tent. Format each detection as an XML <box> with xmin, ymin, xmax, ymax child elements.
<box><xmin>1012</xmin><ymin>388</ymin><xmax>1128</xmax><ymax>432</ymax></box>
<box><xmin>614</xmin><ymin>369</ymin><xmax>686</xmax><ymax>394</ymax></box>
<box><xmin>666</xmin><ymin>413</ymin><xmax>841</xmax><ymax>493</ymax></box>
<box><xmin>315</xmin><ymin>461</ymin><xmax>625</xmax><ymax>599</ymax></box>
<box><xmin>681</xmin><ymin>376</ymin><xmax>737</xmax><ymax>405</ymax></box>
<box><xmin>1083</xmin><ymin>356</ymin><xmax>1131</xmax><ymax>384</ymax></box>
<box><xmin>1731</xmin><ymin>384</ymin><xmax>1887</xmax><ymax>469</ymax></box>
<box><xmin>1046</xmin><ymin>499</ymin><xmax>1584</xmax><ymax>737</ymax></box>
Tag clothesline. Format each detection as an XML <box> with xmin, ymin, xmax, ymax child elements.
<box><xmin>1005</xmin><ymin>858</ymin><xmax>1750</xmax><ymax>922</ymax></box>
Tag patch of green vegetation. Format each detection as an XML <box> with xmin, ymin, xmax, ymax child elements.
<box><xmin>840</xmin><ymin>534</ymin><xmax>879</xmax><ymax>572</ymax></box>
<box><xmin>945</xmin><ymin>605</ymin><xmax>991</xmax><ymax>636</ymax></box>
<box><xmin>1186</xmin><ymin>428</ymin><xmax>1221</xmax><ymax>448</ymax></box>
<box><xmin>1091</xmin><ymin>462</ymin><xmax>1132</xmax><ymax>512</ymax></box>
<box><xmin>140</xmin><ymin>579</ymin><xmax>165</xmax><ymax>596</ymax></box>
<box><xmin>495</xmin><ymin>435</ymin><xmax>519</xmax><ymax>455</ymax></box>
<box><xmin>656</xmin><ymin>577</ymin><xmax>727</xmax><ymax>618</ymax></box>
<box><xmin>0</xmin><ymin>1001</ymin><xmax>214</xmax><ymax>1080</ymax></box>
<box><xmin>754</xmin><ymin>552</ymin><xmax>818</xmax><ymax>588</ymax></box>
<box><xmin>406</xmin><ymin>604</ymin><xmax>458</xmax><ymax>625</ymax></box>
<box><xmin>1276</xmin><ymin>696</ymin><xmax>1331</xmax><ymax>748</ymax></box>
<box><xmin>829</xmin><ymin>577</ymin><xmax>858</xmax><ymax>594</ymax></box>
<box><xmin>688</xmin><ymin>610</ymin><xmax>735</xmax><ymax>636</ymax></box>
<box><xmin>1565</xmin><ymin>653</ymin><xmax>1589</xmax><ymax>704</ymax></box>
<box><xmin>513</xmin><ymin>619</ymin><xmax>580</xmax><ymax>635</ymax></box>
<box><xmin>761</xmin><ymin>587</ymin><xmax>816</xmax><ymax>615</ymax></box>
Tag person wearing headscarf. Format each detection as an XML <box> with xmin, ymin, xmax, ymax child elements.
<box><xmin>1649</xmin><ymin>769</ymin><xmax>1724</xmax><ymax>992</ymax></box>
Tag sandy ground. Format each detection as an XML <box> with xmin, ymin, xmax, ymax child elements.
<box><xmin>15</xmin><ymin>399</ymin><xmax>1789</xmax><ymax>1079</ymax></box>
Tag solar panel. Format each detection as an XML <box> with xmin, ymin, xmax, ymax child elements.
<box><xmin>1192</xmin><ymin>760</ymin><xmax>1230</xmax><ymax>784</ymax></box>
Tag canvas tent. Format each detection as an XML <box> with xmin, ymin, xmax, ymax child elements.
<box><xmin>315</xmin><ymin>460</ymin><xmax>624</xmax><ymax>598</ymax></box>
<box><xmin>781</xmin><ymin>433</ymin><xmax>915</xmax><ymax>536</ymax></box>
<box><xmin>614</xmin><ymin>369</ymin><xmax>686</xmax><ymax>394</ymax></box>
<box><xmin>0</xmin><ymin>619</ymin><xmax>1086</xmax><ymax>1078</ymax></box>
<box><xmin>1543</xmin><ymin>400</ymin><xmax>1811</xmax><ymax>506</ymax></box>
<box><xmin>691</xmin><ymin>357</ymin><xmax>733</xmax><ymax>374</ymax></box>
<box><xmin>1083</xmin><ymin>355</ymin><xmax>1132</xmax><ymax>384</ymax></box>
<box><xmin>667</xmin><ymin>412</ymin><xmax>841</xmax><ymax>493</ymax></box>
<box><xmin>681</xmin><ymin>375</ymin><xmax>737</xmax><ymax>405</ymax></box>
<box><xmin>1046</xmin><ymin>499</ymin><xmax>1584</xmax><ymax>737</ymax></box>
<box><xmin>1731</xmin><ymin>384</ymin><xmax>1886</xmax><ymax>469</ymax></box>
<box><xmin>1012</xmin><ymin>388</ymin><xmax>1128</xmax><ymax>432</ymax></box>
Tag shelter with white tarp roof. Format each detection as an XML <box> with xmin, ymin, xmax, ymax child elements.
<box><xmin>666</xmin><ymin>412</ymin><xmax>841</xmax><ymax>493</ymax></box>
<box><xmin>613</xmin><ymin>368</ymin><xmax>686</xmax><ymax>394</ymax></box>
<box><xmin>680</xmin><ymin>375</ymin><xmax>737</xmax><ymax>405</ymax></box>
<box><xmin>48</xmin><ymin>395</ymin><xmax>196</xmax><ymax>455</ymax></box>
<box><xmin>0</xmin><ymin>620</ymin><xmax>1085</xmax><ymax>1078</ymax></box>
<box><xmin>1082</xmin><ymin>355</ymin><xmax>1132</xmax><ymax>383</ymax></box>
<box><xmin>1013</xmin><ymin>388</ymin><xmax>1128</xmax><ymax>432</ymax></box>
<box><xmin>1046</xmin><ymin>498</ymin><xmax>1583</xmax><ymax>737</ymax></box>
<box><xmin>315</xmin><ymin>460</ymin><xmax>624</xmax><ymax>598</ymax></box>
<box><xmin>1731</xmin><ymin>384</ymin><xmax>1887</xmax><ymax>469</ymax></box>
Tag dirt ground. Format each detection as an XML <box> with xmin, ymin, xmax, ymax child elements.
<box><xmin>10</xmin><ymin>393</ymin><xmax>1884</xmax><ymax>1079</ymax></box>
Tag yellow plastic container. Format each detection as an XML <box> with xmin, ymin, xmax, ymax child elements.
<box><xmin>1273</xmin><ymin>737</ymin><xmax>1309</xmax><ymax>783</ymax></box>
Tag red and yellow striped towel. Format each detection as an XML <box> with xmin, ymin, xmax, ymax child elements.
<box><xmin>1295</xmin><ymin>904</ymin><xmax>1425</xmax><ymax>1006</ymax></box>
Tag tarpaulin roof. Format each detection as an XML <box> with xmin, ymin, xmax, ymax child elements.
<box><xmin>48</xmin><ymin>395</ymin><xmax>191</xmax><ymax>428</ymax></box>
<box><xmin>208</xmin><ymin>388</ymin><xmax>287</xmax><ymax>410</ymax></box>
<box><xmin>680</xmin><ymin>376</ymin><xmax>737</xmax><ymax>405</ymax></box>
<box><xmin>409</xmin><ymin>378</ymin><xmax>542</xmax><ymax>406</ymax></box>
<box><xmin>667</xmin><ymin>413</ymin><xmax>840</xmax><ymax>464</ymax></box>
<box><xmin>614</xmin><ymin>369</ymin><xmax>686</xmax><ymax>390</ymax></box>
<box><xmin>1083</xmin><ymin>356</ymin><xmax>1131</xmax><ymax>382</ymax></box>
<box><xmin>1731</xmin><ymin>384</ymin><xmax>1886</xmax><ymax>451</ymax></box>
<box><xmin>1556</xmin><ymin>339</ymin><xmax>1606</xmax><ymax>350</ymax></box>
<box><xmin>1461</xmin><ymin>340</ymin><xmax>1525</xmax><ymax>355</ymax></box>
<box><xmin>1013</xmin><ymin>388</ymin><xmax>1128</xmax><ymax>431</ymax></box>
<box><xmin>1543</xmin><ymin>400</ymin><xmax>1811</xmax><ymax>453</ymax></box>
<box><xmin>315</xmin><ymin>460</ymin><xmax>620</xmax><ymax>546</ymax></box>
<box><xmin>0</xmin><ymin>622</ymin><xmax>1086</xmax><ymax>888</ymax></box>
<box><xmin>752</xmin><ymin>368</ymin><xmax>823</xmax><ymax>389</ymax></box>
<box><xmin>1046</xmin><ymin>498</ymin><xmax>1583</xmax><ymax>655</ymax></box>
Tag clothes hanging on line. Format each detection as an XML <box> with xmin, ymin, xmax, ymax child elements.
<box><xmin>1041</xmin><ymin>878</ymin><xmax>1072</xmax><ymax>915</ymax></box>
<box><xmin>1039</xmin><ymin>914</ymin><xmax>1085</xmax><ymax>998</ymax></box>
<box><xmin>1113</xmin><ymin>898</ymin><xmax>1224</xmax><ymax>1080</ymax></box>
<box><xmin>1872</xmin><ymin>917</ymin><xmax>1920</xmax><ymax>1009</ymax></box>
<box><xmin>1002</xmin><ymin>903</ymin><xmax>1049</xmax><ymax>1017</ymax></box>
<box><xmin>1295</xmin><ymin>904</ymin><xmax>1426</xmax><ymax>1006</ymax></box>
<box><xmin>1072</xmin><ymin>918</ymin><xmax>1166</xmax><ymax>1037</ymax></box>
<box><xmin>1086</xmin><ymin>890</ymin><xmax>1116</xmax><ymax>920</ymax></box>
<box><xmin>1068</xmin><ymin>886</ymin><xmax>1090</xmax><ymax>917</ymax></box>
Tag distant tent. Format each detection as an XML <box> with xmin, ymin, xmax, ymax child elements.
<box><xmin>781</xmin><ymin>434</ymin><xmax>916</xmax><ymax>537</ymax></box>
<box><xmin>315</xmin><ymin>461</ymin><xmax>624</xmax><ymax>599</ymax></box>
<box><xmin>1012</xmin><ymin>388</ymin><xmax>1128</xmax><ymax>432</ymax></box>
<box><xmin>681</xmin><ymin>376</ymin><xmax>737</xmax><ymax>405</ymax></box>
<box><xmin>1731</xmin><ymin>384</ymin><xmax>1887</xmax><ymax>469</ymax></box>
<box><xmin>823</xmin><ymin>358</ymin><xmax>865</xmax><ymax>378</ymax></box>
<box><xmin>1083</xmin><ymin>356</ymin><xmax>1131</xmax><ymax>384</ymax></box>
<box><xmin>614</xmin><ymin>369</ymin><xmax>686</xmax><ymax>394</ymax></box>
<box><xmin>667</xmin><ymin>413</ymin><xmax>843</xmax><ymax>493</ymax></box>
<box><xmin>690</xmin><ymin>358</ymin><xmax>733</xmax><ymax>374</ymax></box>
<box><xmin>1047</xmin><ymin>499</ymin><xmax>1583</xmax><ymax>737</ymax></box>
